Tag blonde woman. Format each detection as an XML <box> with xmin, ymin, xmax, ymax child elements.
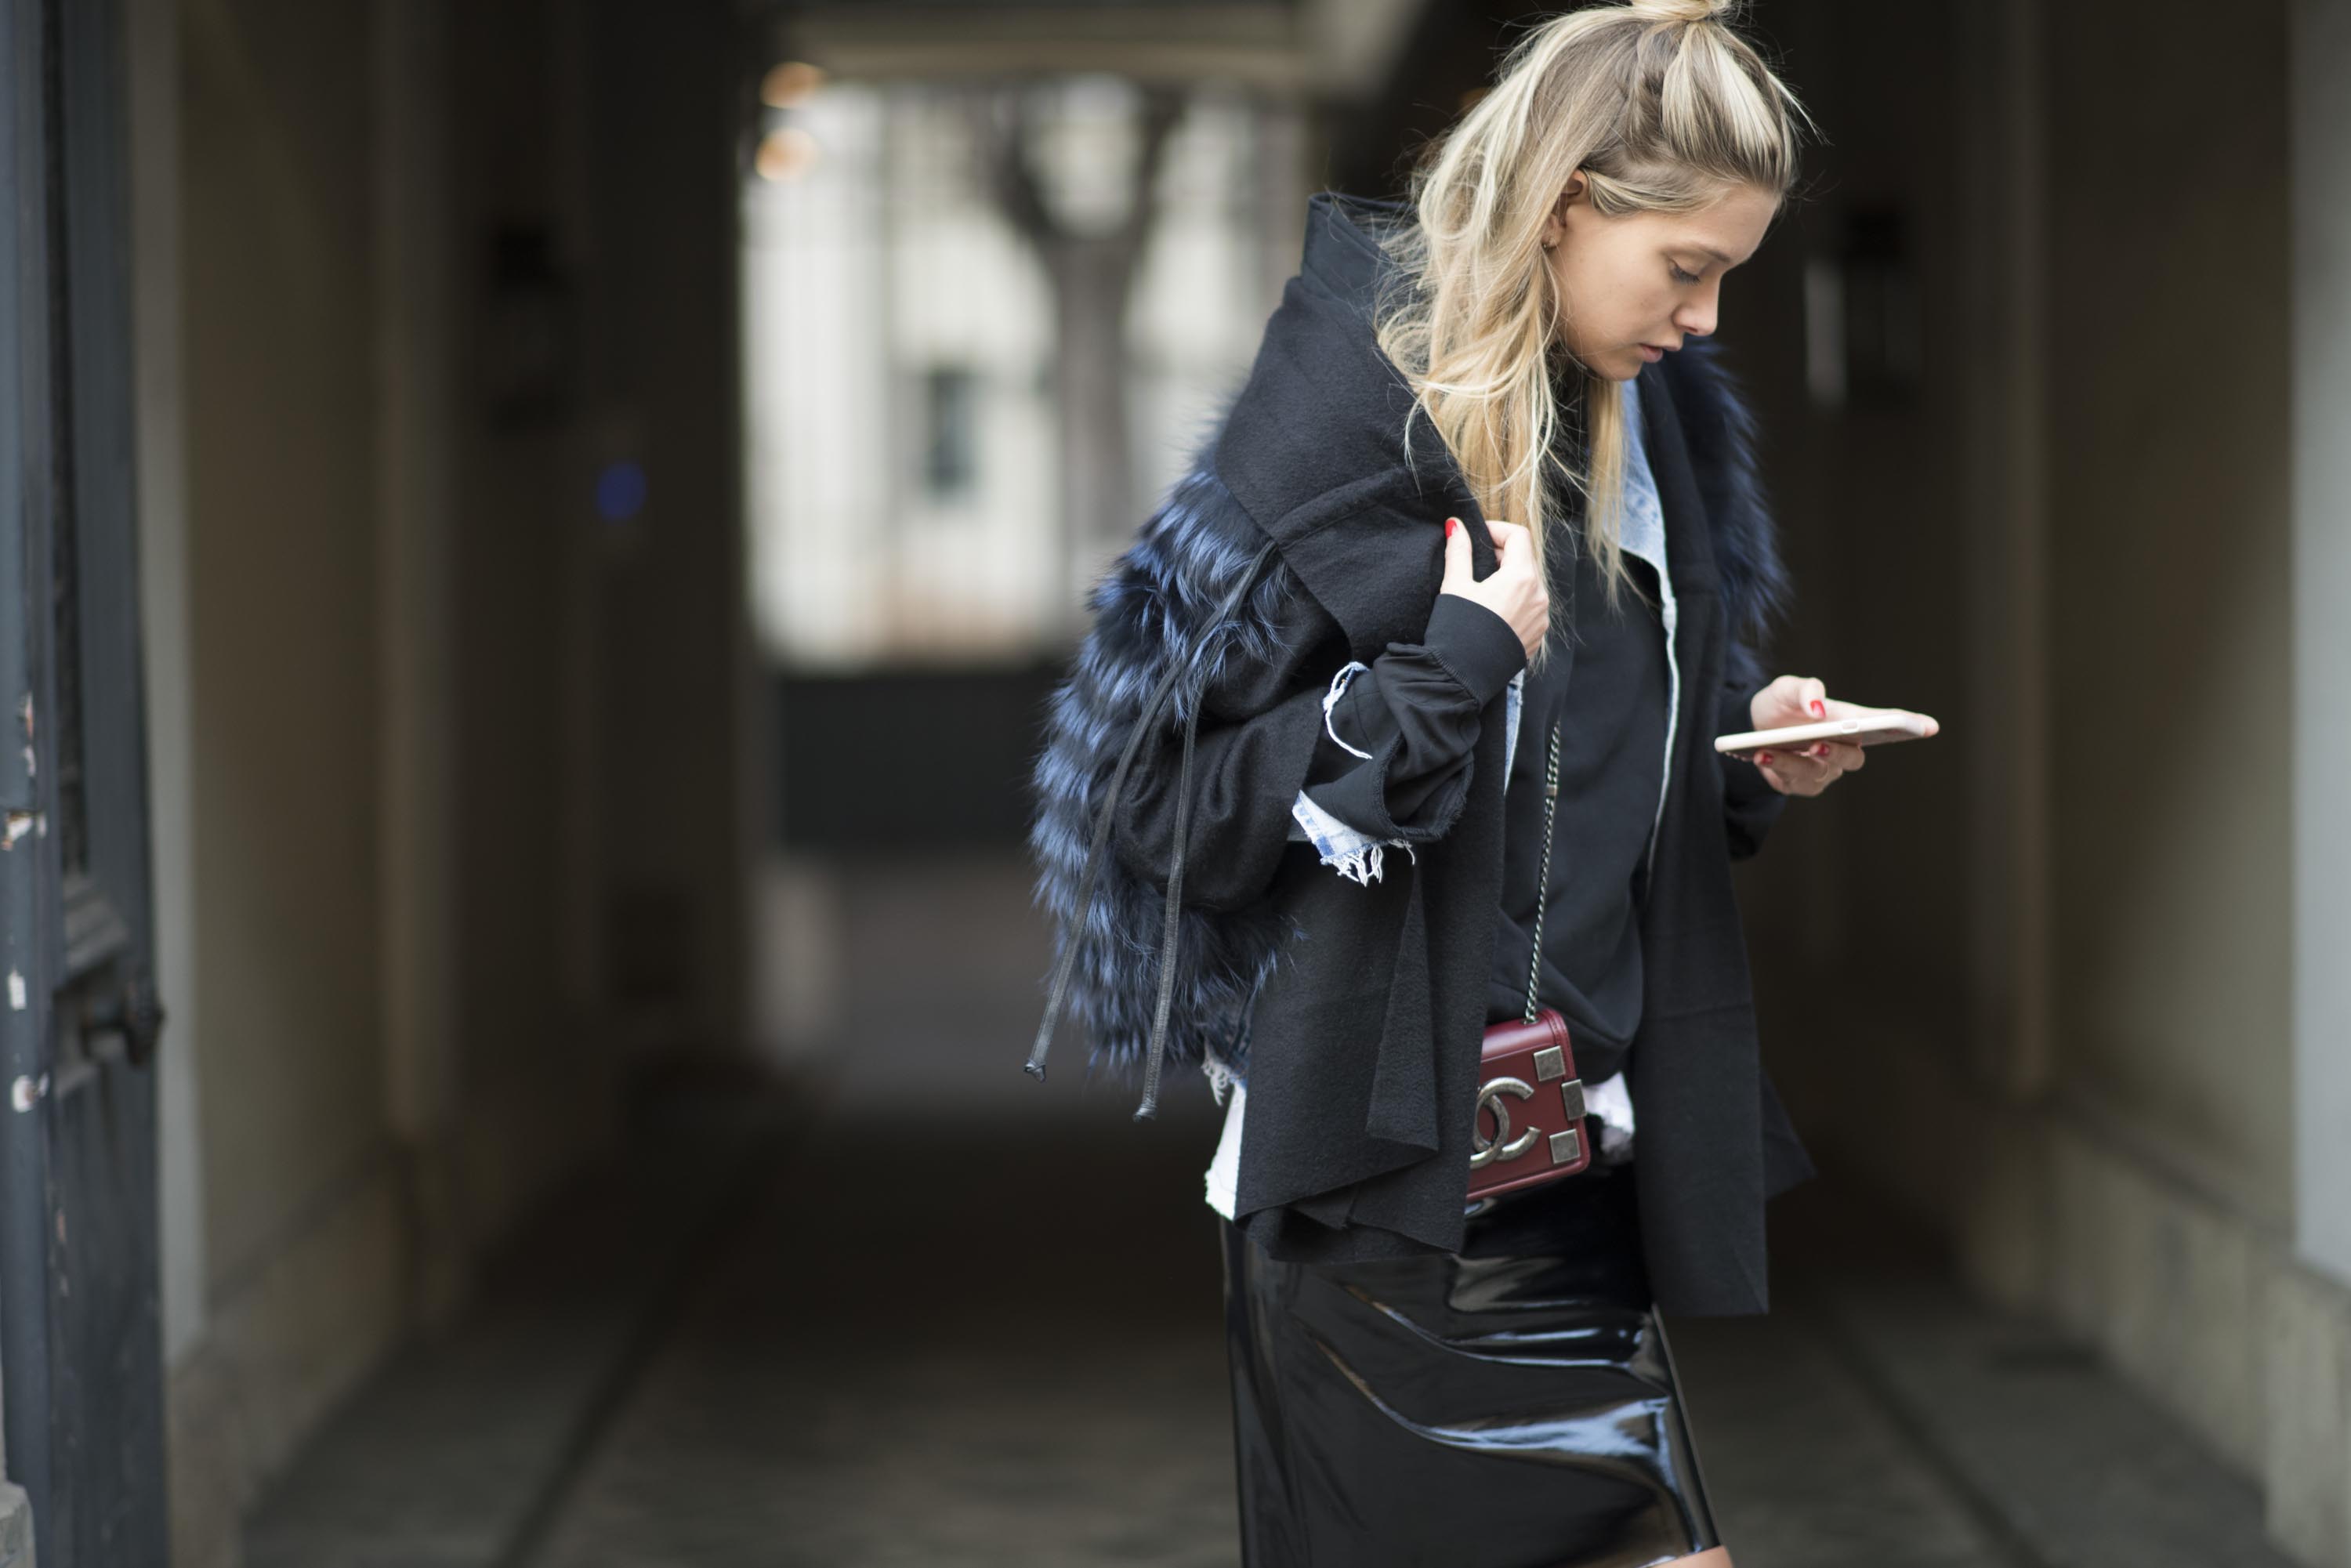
<box><xmin>1027</xmin><ymin>2</ymin><xmax>1903</xmax><ymax>1560</ymax></box>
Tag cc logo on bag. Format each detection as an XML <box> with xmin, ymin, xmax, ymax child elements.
<box><xmin>1469</xmin><ymin>1077</ymin><xmax>1538</xmax><ymax>1168</ymax></box>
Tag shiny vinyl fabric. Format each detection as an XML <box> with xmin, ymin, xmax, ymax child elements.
<box><xmin>1219</xmin><ymin>1164</ymin><xmax>1721</xmax><ymax>1567</ymax></box>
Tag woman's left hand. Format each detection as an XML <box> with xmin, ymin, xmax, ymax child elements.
<box><xmin>1741</xmin><ymin>675</ymin><xmax>1890</xmax><ymax>798</ymax></box>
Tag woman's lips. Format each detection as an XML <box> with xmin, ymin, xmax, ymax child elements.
<box><xmin>1638</xmin><ymin>343</ymin><xmax>1665</xmax><ymax>363</ymax></box>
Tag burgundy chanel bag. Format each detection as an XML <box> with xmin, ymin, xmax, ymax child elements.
<box><xmin>1468</xmin><ymin>718</ymin><xmax>1596</xmax><ymax>1201</ymax></box>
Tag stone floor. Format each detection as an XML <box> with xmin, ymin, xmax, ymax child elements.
<box><xmin>242</xmin><ymin>853</ymin><xmax>2302</xmax><ymax>1566</ymax></box>
<box><xmin>523</xmin><ymin>1117</ymin><xmax>1241</xmax><ymax>1568</ymax></box>
<box><xmin>245</xmin><ymin>1082</ymin><xmax>2298</xmax><ymax>1568</ymax></box>
<box><xmin>509</xmin><ymin>1114</ymin><xmax>2012</xmax><ymax>1568</ymax></box>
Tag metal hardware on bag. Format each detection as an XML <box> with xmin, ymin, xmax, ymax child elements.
<box><xmin>1534</xmin><ymin>1041</ymin><xmax>1585</xmax><ymax>1121</ymax></box>
<box><xmin>1469</xmin><ymin>1077</ymin><xmax>1538</xmax><ymax>1168</ymax></box>
<box><xmin>1549</xmin><ymin>1127</ymin><xmax>1583</xmax><ymax>1164</ymax></box>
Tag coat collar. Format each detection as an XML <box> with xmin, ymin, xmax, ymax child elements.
<box><xmin>1210</xmin><ymin>191</ymin><xmax>1469</xmax><ymax>568</ymax></box>
<box><xmin>1212</xmin><ymin>190</ymin><xmax>1737</xmax><ymax>661</ymax></box>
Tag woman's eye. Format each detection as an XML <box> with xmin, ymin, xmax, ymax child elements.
<box><xmin>1668</xmin><ymin>261</ymin><xmax>1702</xmax><ymax>285</ymax></box>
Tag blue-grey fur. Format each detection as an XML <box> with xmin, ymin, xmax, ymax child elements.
<box><xmin>1670</xmin><ymin>338</ymin><xmax>1790</xmax><ymax>697</ymax></box>
<box><xmin>1025</xmin><ymin>338</ymin><xmax>1786</xmax><ymax>1085</ymax></box>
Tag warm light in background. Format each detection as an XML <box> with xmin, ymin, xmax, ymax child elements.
<box><xmin>755</xmin><ymin>125</ymin><xmax>821</xmax><ymax>183</ymax></box>
<box><xmin>761</xmin><ymin>60</ymin><xmax>827</xmax><ymax>109</ymax></box>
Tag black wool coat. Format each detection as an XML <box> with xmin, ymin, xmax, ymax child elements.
<box><xmin>1027</xmin><ymin>190</ymin><xmax>1817</xmax><ymax>1317</ymax></box>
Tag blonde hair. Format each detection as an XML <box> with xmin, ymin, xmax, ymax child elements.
<box><xmin>1367</xmin><ymin>0</ymin><xmax>1811</xmax><ymax>661</ymax></box>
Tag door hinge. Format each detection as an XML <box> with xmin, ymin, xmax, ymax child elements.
<box><xmin>82</xmin><ymin>970</ymin><xmax>166</xmax><ymax>1066</ymax></box>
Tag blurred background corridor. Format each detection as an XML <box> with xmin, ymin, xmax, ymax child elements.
<box><xmin>2</xmin><ymin>0</ymin><xmax>2349</xmax><ymax>1563</ymax></box>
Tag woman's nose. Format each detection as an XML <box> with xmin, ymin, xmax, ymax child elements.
<box><xmin>1676</xmin><ymin>287</ymin><xmax>1721</xmax><ymax>339</ymax></box>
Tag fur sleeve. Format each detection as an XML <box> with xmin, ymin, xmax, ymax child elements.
<box><xmin>1026</xmin><ymin>462</ymin><xmax>1342</xmax><ymax>1079</ymax></box>
<box><xmin>1667</xmin><ymin>339</ymin><xmax>1794</xmax><ymax>862</ymax></box>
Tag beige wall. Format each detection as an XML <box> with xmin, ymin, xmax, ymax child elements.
<box><xmin>575</xmin><ymin>0</ymin><xmax>753</xmax><ymax>1078</ymax></box>
<box><xmin>154</xmin><ymin>2</ymin><xmax>750</xmax><ymax>1563</ymax></box>
<box><xmin>1733</xmin><ymin>0</ymin><xmax>2337</xmax><ymax>1555</ymax></box>
<box><xmin>1733</xmin><ymin>0</ymin><xmax>1988</xmax><ymax>1218</ymax></box>
<box><xmin>168</xmin><ymin>9</ymin><xmax>413</xmax><ymax>1554</ymax></box>
<box><xmin>2279</xmin><ymin>3</ymin><xmax>2351</xmax><ymax>1559</ymax></box>
<box><xmin>1741</xmin><ymin>0</ymin><xmax>2295</xmax><ymax>1255</ymax></box>
<box><xmin>183</xmin><ymin>0</ymin><xmax>393</xmax><ymax>1295</ymax></box>
<box><xmin>132</xmin><ymin>0</ymin><xmax>208</xmax><ymax>1374</ymax></box>
<box><xmin>444</xmin><ymin>0</ymin><xmax>615</xmax><ymax>1258</ymax></box>
<box><xmin>2293</xmin><ymin>0</ymin><xmax>2351</xmax><ymax>1291</ymax></box>
<box><xmin>2042</xmin><ymin>0</ymin><xmax>2295</xmax><ymax>1228</ymax></box>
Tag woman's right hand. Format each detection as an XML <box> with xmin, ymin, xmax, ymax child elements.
<box><xmin>1439</xmin><ymin>516</ymin><xmax>1549</xmax><ymax>662</ymax></box>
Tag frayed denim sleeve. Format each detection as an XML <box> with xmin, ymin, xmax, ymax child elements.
<box><xmin>1286</xmin><ymin>660</ymin><xmax>1407</xmax><ymax>885</ymax></box>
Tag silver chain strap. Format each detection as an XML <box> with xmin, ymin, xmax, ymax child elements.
<box><xmin>1521</xmin><ymin>718</ymin><xmax>1563</xmax><ymax>1026</ymax></box>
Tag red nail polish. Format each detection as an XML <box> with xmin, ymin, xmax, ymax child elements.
<box><xmin>1756</xmin><ymin>751</ymin><xmax>1773</xmax><ymax>766</ymax></box>
<box><xmin>1446</xmin><ymin>518</ymin><xmax>1458</xmax><ymax>539</ymax></box>
<box><xmin>1809</xmin><ymin>700</ymin><xmax>1824</xmax><ymax>716</ymax></box>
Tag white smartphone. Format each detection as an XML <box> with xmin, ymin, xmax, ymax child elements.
<box><xmin>1715</xmin><ymin>707</ymin><xmax>1939</xmax><ymax>757</ymax></box>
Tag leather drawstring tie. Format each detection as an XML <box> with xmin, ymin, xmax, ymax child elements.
<box><xmin>1026</xmin><ymin>538</ymin><xmax>1282</xmax><ymax>1119</ymax></box>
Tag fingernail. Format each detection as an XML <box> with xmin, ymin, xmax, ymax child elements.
<box><xmin>1756</xmin><ymin>751</ymin><xmax>1773</xmax><ymax>766</ymax></box>
<box><xmin>1809</xmin><ymin>700</ymin><xmax>1824</xmax><ymax>716</ymax></box>
<box><xmin>1446</xmin><ymin>518</ymin><xmax>1458</xmax><ymax>538</ymax></box>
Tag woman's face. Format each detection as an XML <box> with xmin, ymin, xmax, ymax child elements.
<box><xmin>1540</xmin><ymin>175</ymin><xmax>1779</xmax><ymax>381</ymax></box>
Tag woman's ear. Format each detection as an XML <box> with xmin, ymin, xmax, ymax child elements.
<box><xmin>1543</xmin><ymin>172</ymin><xmax>1588</xmax><ymax>249</ymax></box>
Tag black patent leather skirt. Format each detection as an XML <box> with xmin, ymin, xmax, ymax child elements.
<box><xmin>1218</xmin><ymin>1162</ymin><xmax>1722</xmax><ymax>1567</ymax></box>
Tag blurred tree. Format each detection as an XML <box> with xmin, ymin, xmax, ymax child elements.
<box><xmin>969</xmin><ymin>80</ymin><xmax>1188</xmax><ymax>613</ymax></box>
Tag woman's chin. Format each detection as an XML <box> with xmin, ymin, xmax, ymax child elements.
<box><xmin>1552</xmin><ymin>344</ymin><xmax>1644</xmax><ymax>382</ymax></box>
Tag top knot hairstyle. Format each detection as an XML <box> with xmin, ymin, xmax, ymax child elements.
<box><xmin>1366</xmin><ymin>0</ymin><xmax>1813</xmax><ymax>653</ymax></box>
<box><xmin>1625</xmin><ymin>0</ymin><xmax>1739</xmax><ymax>22</ymax></box>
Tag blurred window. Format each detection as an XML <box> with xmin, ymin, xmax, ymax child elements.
<box><xmin>923</xmin><ymin>365</ymin><xmax>980</xmax><ymax>501</ymax></box>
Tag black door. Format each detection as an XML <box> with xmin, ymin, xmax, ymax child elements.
<box><xmin>0</xmin><ymin>0</ymin><xmax>171</xmax><ymax>1560</ymax></box>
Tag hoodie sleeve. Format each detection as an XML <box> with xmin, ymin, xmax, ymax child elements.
<box><xmin>1100</xmin><ymin>504</ymin><xmax>1526</xmax><ymax>911</ymax></box>
<box><xmin>1102</xmin><ymin>546</ymin><xmax>1356</xmax><ymax>913</ymax></box>
<box><xmin>1295</xmin><ymin>594</ymin><xmax>1526</xmax><ymax>859</ymax></box>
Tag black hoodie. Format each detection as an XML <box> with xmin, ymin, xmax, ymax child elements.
<box><xmin>1305</xmin><ymin>383</ymin><xmax>1678</xmax><ymax>1086</ymax></box>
